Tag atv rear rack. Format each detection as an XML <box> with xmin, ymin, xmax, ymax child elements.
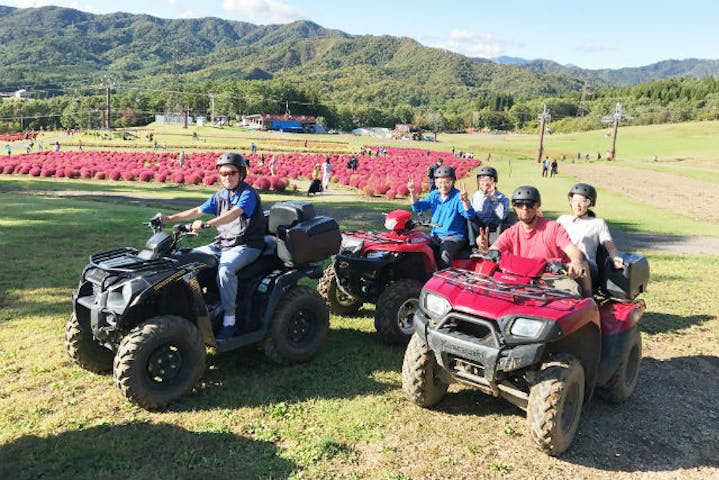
<box><xmin>434</xmin><ymin>268</ymin><xmax>579</xmax><ymax>302</ymax></box>
<box><xmin>89</xmin><ymin>247</ymin><xmax>176</xmax><ymax>273</ymax></box>
<box><xmin>343</xmin><ymin>230</ymin><xmax>406</xmax><ymax>245</ymax></box>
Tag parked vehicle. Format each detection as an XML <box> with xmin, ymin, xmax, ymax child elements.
<box><xmin>318</xmin><ymin>209</ymin><xmax>515</xmax><ymax>344</ymax></box>
<box><xmin>66</xmin><ymin>200</ymin><xmax>340</xmax><ymax>409</ymax></box>
<box><xmin>318</xmin><ymin>210</ymin><xmax>440</xmax><ymax>344</ymax></box>
<box><xmin>402</xmin><ymin>249</ymin><xmax>649</xmax><ymax>455</ymax></box>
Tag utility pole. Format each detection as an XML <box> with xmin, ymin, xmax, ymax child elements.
<box><xmin>535</xmin><ymin>105</ymin><xmax>551</xmax><ymax>163</ymax></box>
<box><xmin>105</xmin><ymin>85</ymin><xmax>112</xmax><ymax>129</ymax></box>
<box><xmin>602</xmin><ymin>102</ymin><xmax>631</xmax><ymax>161</ymax></box>
<box><xmin>209</xmin><ymin>93</ymin><xmax>217</xmax><ymax>124</ymax></box>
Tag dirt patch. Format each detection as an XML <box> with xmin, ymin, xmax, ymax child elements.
<box><xmin>560</xmin><ymin>162</ymin><xmax>719</xmax><ymax>223</ymax></box>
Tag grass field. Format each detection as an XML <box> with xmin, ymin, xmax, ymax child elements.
<box><xmin>1</xmin><ymin>121</ymin><xmax>718</xmax><ymax>479</ymax></box>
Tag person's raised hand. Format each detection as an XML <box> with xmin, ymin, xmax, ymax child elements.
<box><xmin>460</xmin><ymin>183</ymin><xmax>469</xmax><ymax>202</ymax></box>
<box><xmin>477</xmin><ymin>226</ymin><xmax>490</xmax><ymax>250</ymax></box>
<box><xmin>407</xmin><ymin>175</ymin><xmax>415</xmax><ymax>194</ymax></box>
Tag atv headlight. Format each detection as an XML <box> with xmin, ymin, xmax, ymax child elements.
<box><xmin>423</xmin><ymin>291</ymin><xmax>451</xmax><ymax>318</ymax></box>
<box><xmin>340</xmin><ymin>235</ymin><xmax>363</xmax><ymax>254</ymax></box>
<box><xmin>510</xmin><ymin>317</ymin><xmax>547</xmax><ymax>338</ymax></box>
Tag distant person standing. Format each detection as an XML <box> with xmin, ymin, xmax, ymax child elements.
<box><xmin>542</xmin><ymin>156</ymin><xmax>550</xmax><ymax>177</ymax></box>
<box><xmin>321</xmin><ymin>157</ymin><xmax>332</xmax><ymax>191</ymax></box>
<box><xmin>179</xmin><ymin>151</ymin><xmax>186</xmax><ymax>167</ymax></box>
<box><xmin>5</xmin><ymin>144</ymin><xmax>11</xmax><ymax>156</ymax></box>
<box><xmin>268</xmin><ymin>155</ymin><xmax>279</xmax><ymax>175</ymax></box>
<box><xmin>550</xmin><ymin>159</ymin><xmax>558</xmax><ymax>177</ymax></box>
<box><xmin>53</xmin><ymin>141</ymin><xmax>60</xmax><ymax>152</ymax></box>
<box><xmin>427</xmin><ymin>157</ymin><xmax>444</xmax><ymax>190</ymax></box>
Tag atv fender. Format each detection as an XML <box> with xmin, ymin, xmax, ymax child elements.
<box><xmin>597</xmin><ymin>324</ymin><xmax>640</xmax><ymax>385</ymax></box>
<box><xmin>259</xmin><ymin>265</ymin><xmax>323</xmax><ymax>330</ymax></box>
<box><xmin>546</xmin><ymin>322</ymin><xmax>600</xmax><ymax>404</ymax></box>
<box><xmin>127</xmin><ymin>262</ymin><xmax>215</xmax><ymax>344</ymax></box>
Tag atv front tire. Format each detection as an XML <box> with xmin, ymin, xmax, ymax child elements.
<box><xmin>374</xmin><ymin>279</ymin><xmax>423</xmax><ymax>345</ymax></box>
<box><xmin>527</xmin><ymin>353</ymin><xmax>585</xmax><ymax>456</ymax></box>
<box><xmin>264</xmin><ymin>286</ymin><xmax>329</xmax><ymax>364</ymax></box>
<box><xmin>113</xmin><ymin>315</ymin><xmax>206</xmax><ymax>410</ymax></box>
<box><xmin>402</xmin><ymin>333</ymin><xmax>449</xmax><ymax>407</ymax></box>
<box><xmin>601</xmin><ymin>328</ymin><xmax>642</xmax><ymax>403</ymax></box>
<box><xmin>65</xmin><ymin>313</ymin><xmax>114</xmax><ymax>373</ymax></box>
<box><xmin>317</xmin><ymin>265</ymin><xmax>363</xmax><ymax>316</ymax></box>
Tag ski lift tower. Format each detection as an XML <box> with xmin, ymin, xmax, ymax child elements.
<box><xmin>602</xmin><ymin>102</ymin><xmax>631</xmax><ymax>160</ymax></box>
<box><xmin>535</xmin><ymin>105</ymin><xmax>551</xmax><ymax>163</ymax></box>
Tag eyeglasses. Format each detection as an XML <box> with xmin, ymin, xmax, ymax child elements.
<box><xmin>570</xmin><ymin>196</ymin><xmax>591</xmax><ymax>205</ymax></box>
<box><xmin>513</xmin><ymin>202</ymin><xmax>537</xmax><ymax>209</ymax></box>
<box><xmin>218</xmin><ymin>170</ymin><xmax>239</xmax><ymax>177</ymax></box>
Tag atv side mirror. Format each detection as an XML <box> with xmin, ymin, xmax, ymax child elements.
<box><xmin>148</xmin><ymin>214</ymin><xmax>164</xmax><ymax>230</ymax></box>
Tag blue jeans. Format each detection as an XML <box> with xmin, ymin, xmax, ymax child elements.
<box><xmin>192</xmin><ymin>243</ymin><xmax>262</xmax><ymax>316</ymax></box>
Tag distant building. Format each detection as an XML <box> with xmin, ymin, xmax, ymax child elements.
<box><xmin>241</xmin><ymin>114</ymin><xmax>320</xmax><ymax>133</ymax></box>
<box><xmin>393</xmin><ymin>123</ymin><xmax>422</xmax><ymax>140</ymax></box>
<box><xmin>155</xmin><ymin>114</ymin><xmax>189</xmax><ymax>125</ymax></box>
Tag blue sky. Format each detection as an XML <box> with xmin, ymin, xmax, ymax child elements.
<box><xmin>7</xmin><ymin>0</ymin><xmax>718</xmax><ymax>69</ymax></box>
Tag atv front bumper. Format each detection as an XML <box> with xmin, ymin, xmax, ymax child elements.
<box><xmin>414</xmin><ymin>309</ymin><xmax>546</xmax><ymax>385</ymax></box>
<box><xmin>333</xmin><ymin>251</ymin><xmax>396</xmax><ymax>302</ymax></box>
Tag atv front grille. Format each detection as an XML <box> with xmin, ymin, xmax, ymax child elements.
<box><xmin>436</xmin><ymin>313</ymin><xmax>498</xmax><ymax>348</ymax></box>
<box><xmin>434</xmin><ymin>268</ymin><xmax>577</xmax><ymax>303</ymax></box>
<box><xmin>90</xmin><ymin>248</ymin><xmax>175</xmax><ymax>273</ymax></box>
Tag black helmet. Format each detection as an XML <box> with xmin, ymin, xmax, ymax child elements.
<box><xmin>511</xmin><ymin>185</ymin><xmax>541</xmax><ymax>205</ymax></box>
<box><xmin>476</xmin><ymin>166</ymin><xmax>498</xmax><ymax>182</ymax></box>
<box><xmin>568</xmin><ymin>183</ymin><xmax>597</xmax><ymax>206</ymax></box>
<box><xmin>216</xmin><ymin>152</ymin><xmax>247</xmax><ymax>170</ymax></box>
<box><xmin>434</xmin><ymin>165</ymin><xmax>456</xmax><ymax>181</ymax></box>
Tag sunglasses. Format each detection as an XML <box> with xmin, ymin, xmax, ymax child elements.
<box><xmin>513</xmin><ymin>202</ymin><xmax>537</xmax><ymax>209</ymax></box>
<box><xmin>218</xmin><ymin>170</ymin><xmax>239</xmax><ymax>177</ymax></box>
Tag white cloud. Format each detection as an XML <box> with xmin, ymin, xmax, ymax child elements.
<box><xmin>221</xmin><ymin>0</ymin><xmax>305</xmax><ymax>24</ymax></box>
<box><xmin>577</xmin><ymin>43</ymin><xmax>617</xmax><ymax>54</ymax></box>
<box><xmin>426</xmin><ymin>29</ymin><xmax>521</xmax><ymax>59</ymax></box>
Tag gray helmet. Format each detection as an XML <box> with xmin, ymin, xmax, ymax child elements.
<box><xmin>216</xmin><ymin>152</ymin><xmax>247</xmax><ymax>170</ymax></box>
<box><xmin>568</xmin><ymin>183</ymin><xmax>597</xmax><ymax>206</ymax></box>
<box><xmin>434</xmin><ymin>165</ymin><xmax>456</xmax><ymax>181</ymax></box>
<box><xmin>511</xmin><ymin>185</ymin><xmax>541</xmax><ymax>204</ymax></box>
<box><xmin>476</xmin><ymin>166</ymin><xmax>498</xmax><ymax>182</ymax></box>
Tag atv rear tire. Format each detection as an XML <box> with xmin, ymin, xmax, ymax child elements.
<box><xmin>402</xmin><ymin>333</ymin><xmax>449</xmax><ymax>407</ymax></box>
<box><xmin>113</xmin><ymin>315</ymin><xmax>206</xmax><ymax>410</ymax></box>
<box><xmin>317</xmin><ymin>265</ymin><xmax>363</xmax><ymax>316</ymax></box>
<box><xmin>601</xmin><ymin>328</ymin><xmax>642</xmax><ymax>403</ymax></box>
<box><xmin>264</xmin><ymin>286</ymin><xmax>329</xmax><ymax>364</ymax></box>
<box><xmin>527</xmin><ymin>353</ymin><xmax>585</xmax><ymax>456</ymax></box>
<box><xmin>65</xmin><ymin>313</ymin><xmax>114</xmax><ymax>374</ymax></box>
<box><xmin>374</xmin><ymin>279</ymin><xmax>423</xmax><ymax>345</ymax></box>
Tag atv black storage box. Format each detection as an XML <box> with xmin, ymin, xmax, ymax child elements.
<box><xmin>601</xmin><ymin>252</ymin><xmax>649</xmax><ymax>300</ymax></box>
<box><xmin>268</xmin><ymin>201</ymin><xmax>316</xmax><ymax>234</ymax></box>
<box><xmin>276</xmin><ymin>216</ymin><xmax>341</xmax><ymax>266</ymax></box>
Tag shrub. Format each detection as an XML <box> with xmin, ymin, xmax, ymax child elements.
<box><xmin>139</xmin><ymin>171</ymin><xmax>154</xmax><ymax>182</ymax></box>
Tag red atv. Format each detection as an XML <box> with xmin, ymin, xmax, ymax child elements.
<box><xmin>318</xmin><ymin>210</ymin><xmax>440</xmax><ymax>344</ymax></box>
<box><xmin>402</xmin><ymin>249</ymin><xmax>649</xmax><ymax>455</ymax></box>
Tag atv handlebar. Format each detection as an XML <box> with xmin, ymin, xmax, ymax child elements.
<box><xmin>470</xmin><ymin>248</ymin><xmax>501</xmax><ymax>263</ymax></box>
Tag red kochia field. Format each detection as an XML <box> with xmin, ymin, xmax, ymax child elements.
<box><xmin>0</xmin><ymin>146</ymin><xmax>480</xmax><ymax>197</ymax></box>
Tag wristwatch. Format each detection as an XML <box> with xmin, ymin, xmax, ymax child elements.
<box><xmin>202</xmin><ymin>222</ymin><xmax>211</xmax><ymax>229</ymax></box>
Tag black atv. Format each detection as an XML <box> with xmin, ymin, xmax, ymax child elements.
<box><xmin>66</xmin><ymin>200</ymin><xmax>341</xmax><ymax>409</ymax></box>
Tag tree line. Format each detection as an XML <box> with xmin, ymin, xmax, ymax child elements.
<box><xmin>2</xmin><ymin>76</ymin><xmax>719</xmax><ymax>135</ymax></box>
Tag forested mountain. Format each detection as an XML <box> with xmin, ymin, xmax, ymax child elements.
<box><xmin>1</xmin><ymin>5</ymin><xmax>718</xmax><ymax>133</ymax></box>
<box><xmin>517</xmin><ymin>58</ymin><xmax>719</xmax><ymax>87</ymax></box>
